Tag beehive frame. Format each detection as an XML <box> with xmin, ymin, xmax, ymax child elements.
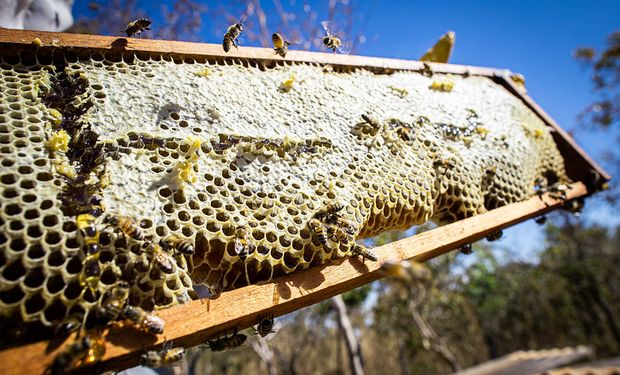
<box><xmin>0</xmin><ymin>29</ymin><xmax>609</xmax><ymax>374</ymax></box>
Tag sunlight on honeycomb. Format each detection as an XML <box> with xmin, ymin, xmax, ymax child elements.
<box><xmin>0</xmin><ymin>46</ymin><xmax>567</xmax><ymax>337</ymax></box>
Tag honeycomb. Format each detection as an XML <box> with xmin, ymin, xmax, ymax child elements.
<box><xmin>0</xmin><ymin>46</ymin><xmax>567</xmax><ymax>341</ymax></box>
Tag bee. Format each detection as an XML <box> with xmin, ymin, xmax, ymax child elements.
<box><xmin>143</xmin><ymin>242</ymin><xmax>175</xmax><ymax>274</ymax></box>
<box><xmin>207</xmin><ymin>328</ymin><xmax>247</xmax><ymax>352</ymax></box>
<box><xmin>314</xmin><ymin>201</ymin><xmax>344</xmax><ymax>220</ymax></box>
<box><xmin>272</xmin><ymin>33</ymin><xmax>291</xmax><ymax>58</ymax></box>
<box><xmin>160</xmin><ymin>235</ymin><xmax>194</xmax><ymax>255</ymax></box>
<box><xmin>459</xmin><ymin>243</ymin><xmax>473</xmax><ymax>255</ymax></box>
<box><xmin>329</xmin><ymin>224</ymin><xmax>352</xmax><ymax>244</ymax></box>
<box><xmin>255</xmin><ymin>314</ymin><xmax>275</xmax><ymax>337</ymax></box>
<box><xmin>104</xmin><ymin>214</ymin><xmax>144</xmax><ymax>241</ymax></box>
<box><xmin>486</xmin><ymin>229</ymin><xmax>503</xmax><ymax>242</ymax></box>
<box><xmin>223</xmin><ymin>18</ymin><xmax>244</xmax><ymax>52</ymax></box>
<box><xmin>97</xmin><ymin>282</ymin><xmax>130</xmax><ymax>324</ymax></box>
<box><xmin>320</xmin><ymin>21</ymin><xmax>351</xmax><ymax>54</ymax></box>
<box><xmin>125</xmin><ymin>19</ymin><xmax>151</xmax><ymax>37</ymax></box>
<box><xmin>351</xmin><ymin>244</ymin><xmax>378</xmax><ymax>262</ymax></box>
<box><xmin>121</xmin><ymin>305</ymin><xmax>165</xmax><ymax>334</ymax></box>
<box><xmin>378</xmin><ymin>259</ymin><xmax>431</xmax><ymax>285</ymax></box>
<box><xmin>535</xmin><ymin>215</ymin><xmax>547</xmax><ymax>225</ymax></box>
<box><xmin>141</xmin><ymin>342</ymin><xmax>185</xmax><ymax>368</ymax></box>
<box><xmin>309</xmin><ymin>218</ymin><xmax>329</xmax><ymax>247</ymax></box>
<box><xmin>433</xmin><ymin>158</ymin><xmax>456</xmax><ymax>171</ymax></box>
<box><xmin>234</xmin><ymin>226</ymin><xmax>254</xmax><ymax>258</ymax></box>
<box><xmin>50</xmin><ymin>336</ymin><xmax>105</xmax><ymax>374</ymax></box>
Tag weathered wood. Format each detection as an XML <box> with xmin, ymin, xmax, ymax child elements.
<box><xmin>0</xmin><ymin>183</ymin><xmax>587</xmax><ymax>375</ymax></box>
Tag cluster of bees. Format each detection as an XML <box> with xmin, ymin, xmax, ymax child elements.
<box><xmin>309</xmin><ymin>202</ymin><xmax>377</xmax><ymax>262</ymax></box>
<box><xmin>125</xmin><ymin>17</ymin><xmax>351</xmax><ymax>56</ymax></box>
<box><xmin>49</xmin><ymin>213</ymin><xmax>195</xmax><ymax>373</ymax></box>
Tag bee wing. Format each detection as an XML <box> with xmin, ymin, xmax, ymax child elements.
<box><xmin>337</xmin><ymin>40</ymin><xmax>353</xmax><ymax>55</ymax></box>
<box><xmin>320</xmin><ymin>20</ymin><xmax>337</xmax><ymax>36</ymax></box>
<box><xmin>272</xmin><ymin>33</ymin><xmax>285</xmax><ymax>49</ymax></box>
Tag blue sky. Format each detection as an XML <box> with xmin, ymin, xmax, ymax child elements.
<box><xmin>73</xmin><ymin>0</ymin><xmax>619</xmax><ymax>258</ymax></box>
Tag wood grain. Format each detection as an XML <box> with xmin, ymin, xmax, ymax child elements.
<box><xmin>0</xmin><ymin>183</ymin><xmax>588</xmax><ymax>375</ymax></box>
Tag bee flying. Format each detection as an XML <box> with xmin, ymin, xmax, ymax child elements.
<box><xmin>272</xmin><ymin>33</ymin><xmax>291</xmax><ymax>58</ymax></box>
<box><xmin>320</xmin><ymin>21</ymin><xmax>351</xmax><ymax>54</ymax></box>
<box><xmin>378</xmin><ymin>259</ymin><xmax>431</xmax><ymax>285</ymax></box>
<box><xmin>223</xmin><ymin>17</ymin><xmax>244</xmax><ymax>52</ymax></box>
<box><xmin>125</xmin><ymin>19</ymin><xmax>152</xmax><ymax>37</ymax></box>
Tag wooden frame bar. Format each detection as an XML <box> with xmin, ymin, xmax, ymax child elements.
<box><xmin>0</xmin><ymin>28</ymin><xmax>610</xmax><ymax>374</ymax></box>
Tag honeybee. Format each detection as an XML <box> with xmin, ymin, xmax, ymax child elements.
<box><xmin>320</xmin><ymin>21</ymin><xmax>351</xmax><ymax>54</ymax></box>
<box><xmin>254</xmin><ymin>314</ymin><xmax>275</xmax><ymax>337</ymax></box>
<box><xmin>121</xmin><ymin>305</ymin><xmax>165</xmax><ymax>334</ymax></box>
<box><xmin>378</xmin><ymin>259</ymin><xmax>431</xmax><ymax>285</ymax></box>
<box><xmin>329</xmin><ymin>224</ymin><xmax>352</xmax><ymax>243</ymax></box>
<box><xmin>141</xmin><ymin>342</ymin><xmax>185</xmax><ymax>368</ymax></box>
<box><xmin>97</xmin><ymin>282</ymin><xmax>130</xmax><ymax>324</ymax></box>
<box><xmin>104</xmin><ymin>215</ymin><xmax>144</xmax><ymax>241</ymax></box>
<box><xmin>272</xmin><ymin>33</ymin><xmax>291</xmax><ymax>57</ymax></box>
<box><xmin>534</xmin><ymin>215</ymin><xmax>547</xmax><ymax>225</ymax></box>
<box><xmin>315</xmin><ymin>201</ymin><xmax>344</xmax><ymax>219</ymax></box>
<box><xmin>125</xmin><ymin>19</ymin><xmax>152</xmax><ymax>37</ymax></box>
<box><xmin>351</xmin><ymin>244</ymin><xmax>378</xmax><ymax>262</ymax></box>
<box><xmin>50</xmin><ymin>336</ymin><xmax>105</xmax><ymax>375</ymax></box>
<box><xmin>160</xmin><ymin>235</ymin><xmax>194</xmax><ymax>255</ymax></box>
<box><xmin>486</xmin><ymin>230</ymin><xmax>503</xmax><ymax>242</ymax></box>
<box><xmin>309</xmin><ymin>218</ymin><xmax>329</xmax><ymax>247</ymax></box>
<box><xmin>143</xmin><ymin>242</ymin><xmax>175</xmax><ymax>274</ymax></box>
<box><xmin>207</xmin><ymin>328</ymin><xmax>247</xmax><ymax>352</ymax></box>
<box><xmin>223</xmin><ymin>17</ymin><xmax>244</xmax><ymax>52</ymax></box>
<box><xmin>459</xmin><ymin>243</ymin><xmax>473</xmax><ymax>255</ymax></box>
<box><xmin>234</xmin><ymin>226</ymin><xmax>254</xmax><ymax>258</ymax></box>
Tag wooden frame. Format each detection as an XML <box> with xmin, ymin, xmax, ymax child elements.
<box><xmin>0</xmin><ymin>29</ymin><xmax>610</xmax><ymax>374</ymax></box>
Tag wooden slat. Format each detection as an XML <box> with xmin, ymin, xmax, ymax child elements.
<box><xmin>0</xmin><ymin>183</ymin><xmax>587</xmax><ymax>375</ymax></box>
<box><xmin>0</xmin><ymin>29</ymin><xmax>504</xmax><ymax>77</ymax></box>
